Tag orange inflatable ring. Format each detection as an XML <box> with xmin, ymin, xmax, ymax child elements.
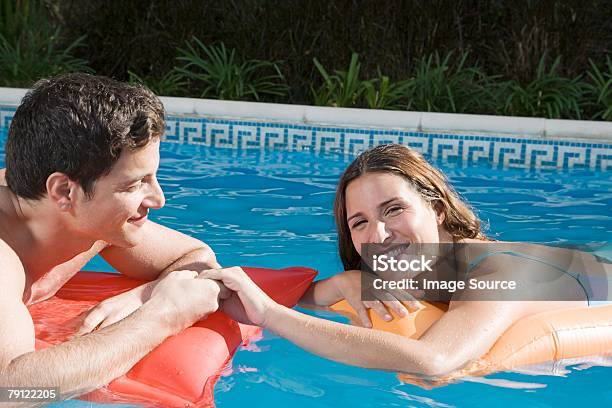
<box><xmin>330</xmin><ymin>300</ymin><xmax>612</xmax><ymax>382</ymax></box>
<box><xmin>29</xmin><ymin>266</ymin><xmax>317</xmax><ymax>407</ymax></box>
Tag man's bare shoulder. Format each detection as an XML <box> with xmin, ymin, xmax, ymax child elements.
<box><xmin>0</xmin><ymin>169</ymin><xmax>14</xmax><ymax>225</ymax></box>
<box><xmin>0</xmin><ymin>171</ymin><xmax>26</xmax><ymax>296</ymax></box>
<box><xmin>0</xmin><ymin>238</ymin><xmax>26</xmax><ymax>296</ymax></box>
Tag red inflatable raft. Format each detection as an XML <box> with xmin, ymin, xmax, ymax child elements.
<box><xmin>28</xmin><ymin>266</ymin><xmax>317</xmax><ymax>407</ymax></box>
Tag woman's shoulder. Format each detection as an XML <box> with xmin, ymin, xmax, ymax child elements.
<box><xmin>458</xmin><ymin>241</ymin><xmax>591</xmax><ymax>299</ymax></box>
<box><xmin>456</xmin><ymin>240</ymin><xmax>577</xmax><ymax>266</ymax></box>
<box><xmin>454</xmin><ymin>240</ymin><xmax>567</xmax><ymax>278</ymax></box>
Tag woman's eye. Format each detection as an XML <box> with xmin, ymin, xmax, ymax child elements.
<box><xmin>351</xmin><ymin>220</ymin><xmax>366</xmax><ymax>229</ymax></box>
<box><xmin>385</xmin><ymin>206</ymin><xmax>403</xmax><ymax>216</ymax></box>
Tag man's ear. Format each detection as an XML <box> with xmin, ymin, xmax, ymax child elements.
<box><xmin>46</xmin><ymin>172</ymin><xmax>77</xmax><ymax>211</ymax></box>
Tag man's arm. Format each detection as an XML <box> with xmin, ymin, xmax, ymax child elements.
<box><xmin>100</xmin><ymin>220</ymin><xmax>220</xmax><ymax>280</ymax></box>
<box><xmin>2</xmin><ymin>298</ymin><xmax>175</xmax><ymax>396</ymax></box>
<box><xmin>0</xmin><ymin>242</ymin><xmax>221</xmax><ymax>398</ymax></box>
<box><xmin>76</xmin><ymin>221</ymin><xmax>221</xmax><ymax>335</ymax></box>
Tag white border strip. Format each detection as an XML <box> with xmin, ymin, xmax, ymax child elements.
<box><xmin>2</xmin><ymin>87</ymin><xmax>611</xmax><ymax>142</ymax></box>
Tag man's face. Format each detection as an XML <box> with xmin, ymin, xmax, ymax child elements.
<box><xmin>73</xmin><ymin>139</ymin><xmax>165</xmax><ymax>247</ymax></box>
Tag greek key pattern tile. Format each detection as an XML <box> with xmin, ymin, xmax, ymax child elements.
<box><xmin>161</xmin><ymin>115</ymin><xmax>611</xmax><ymax>171</ymax></box>
<box><xmin>2</xmin><ymin>107</ymin><xmax>610</xmax><ymax>171</ymax></box>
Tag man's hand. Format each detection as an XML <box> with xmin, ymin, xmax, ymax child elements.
<box><xmin>198</xmin><ymin>267</ymin><xmax>277</xmax><ymax>326</ymax></box>
<box><xmin>148</xmin><ymin>269</ymin><xmax>229</xmax><ymax>332</ymax></box>
<box><xmin>77</xmin><ymin>269</ymin><xmax>230</xmax><ymax>336</ymax></box>
<box><xmin>75</xmin><ymin>281</ymin><xmax>155</xmax><ymax>336</ymax></box>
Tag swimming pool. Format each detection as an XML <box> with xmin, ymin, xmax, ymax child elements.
<box><xmin>1</xmin><ymin>125</ymin><xmax>610</xmax><ymax>407</ymax></box>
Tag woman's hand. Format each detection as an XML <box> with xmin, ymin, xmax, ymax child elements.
<box><xmin>324</xmin><ymin>270</ymin><xmax>423</xmax><ymax>328</ymax></box>
<box><xmin>198</xmin><ymin>267</ymin><xmax>278</xmax><ymax>326</ymax></box>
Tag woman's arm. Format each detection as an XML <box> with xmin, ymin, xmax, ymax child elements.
<box><xmin>299</xmin><ymin>275</ymin><xmax>343</xmax><ymax>306</ymax></box>
<box><xmin>201</xmin><ymin>267</ymin><xmax>532</xmax><ymax>377</ymax></box>
<box><xmin>265</xmin><ymin>299</ymin><xmax>530</xmax><ymax>376</ymax></box>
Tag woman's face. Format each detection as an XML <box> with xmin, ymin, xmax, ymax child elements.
<box><xmin>345</xmin><ymin>172</ymin><xmax>445</xmax><ymax>256</ymax></box>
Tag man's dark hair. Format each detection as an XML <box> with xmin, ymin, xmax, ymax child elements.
<box><xmin>5</xmin><ymin>73</ymin><xmax>165</xmax><ymax>199</ymax></box>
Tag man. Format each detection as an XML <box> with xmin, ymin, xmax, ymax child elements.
<box><xmin>0</xmin><ymin>73</ymin><xmax>231</xmax><ymax>397</ymax></box>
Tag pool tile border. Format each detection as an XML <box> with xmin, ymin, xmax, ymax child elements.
<box><xmin>162</xmin><ymin>115</ymin><xmax>611</xmax><ymax>171</ymax></box>
<box><xmin>1</xmin><ymin>105</ymin><xmax>611</xmax><ymax>171</ymax></box>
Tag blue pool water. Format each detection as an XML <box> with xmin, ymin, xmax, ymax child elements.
<box><xmin>1</xmin><ymin>130</ymin><xmax>611</xmax><ymax>407</ymax></box>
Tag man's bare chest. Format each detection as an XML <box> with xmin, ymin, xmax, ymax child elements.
<box><xmin>24</xmin><ymin>241</ymin><xmax>107</xmax><ymax>304</ymax></box>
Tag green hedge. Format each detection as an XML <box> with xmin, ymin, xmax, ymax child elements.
<box><xmin>1</xmin><ymin>0</ymin><xmax>611</xmax><ymax>120</ymax></box>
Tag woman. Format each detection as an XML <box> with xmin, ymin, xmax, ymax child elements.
<box><xmin>203</xmin><ymin>144</ymin><xmax>603</xmax><ymax>377</ymax></box>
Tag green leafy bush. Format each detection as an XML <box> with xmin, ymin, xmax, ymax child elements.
<box><xmin>128</xmin><ymin>70</ymin><xmax>187</xmax><ymax>97</ymax></box>
<box><xmin>585</xmin><ymin>57</ymin><xmax>612</xmax><ymax>121</ymax></box>
<box><xmin>403</xmin><ymin>52</ymin><xmax>497</xmax><ymax>114</ymax></box>
<box><xmin>0</xmin><ymin>0</ymin><xmax>91</xmax><ymax>88</ymax></box>
<box><xmin>363</xmin><ymin>72</ymin><xmax>409</xmax><ymax>110</ymax></box>
<box><xmin>0</xmin><ymin>32</ymin><xmax>90</xmax><ymax>88</ymax></box>
<box><xmin>174</xmin><ymin>38</ymin><xmax>288</xmax><ymax>101</ymax></box>
<box><xmin>2</xmin><ymin>1</ymin><xmax>611</xmax><ymax>120</ymax></box>
<box><xmin>312</xmin><ymin>53</ymin><xmax>371</xmax><ymax>108</ymax></box>
<box><xmin>312</xmin><ymin>53</ymin><xmax>409</xmax><ymax>110</ymax></box>
<box><xmin>57</xmin><ymin>0</ymin><xmax>612</xmax><ymax>109</ymax></box>
<box><xmin>502</xmin><ymin>56</ymin><xmax>585</xmax><ymax>119</ymax></box>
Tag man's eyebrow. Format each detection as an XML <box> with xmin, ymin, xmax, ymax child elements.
<box><xmin>346</xmin><ymin>197</ymin><xmax>402</xmax><ymax>222</ymax></box>
<box><xmin>116</xmin><ymin>174</ymin><xmax>149</xmax><ymax>188</ymax></box>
